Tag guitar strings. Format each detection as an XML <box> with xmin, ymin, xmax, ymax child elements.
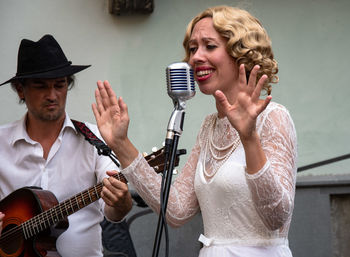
<box><xmin>0</xmin><ymin>173</ymin><xmax>127</xmax><ymax>244</ymax></box>
<box><xmin>0</xmin><ymin>149</ymin><xmax>162</xmax><ymax>248</ymax></box>
<box><xmin>0</xmin><ymin>184</ymin><xmax>103</xmax><ymax>244</ymax></box>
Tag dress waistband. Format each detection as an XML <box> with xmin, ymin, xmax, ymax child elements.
<box><xmin>198</xmin><ymin>234</ymin><xmax>289</xmax><ymax>247</ymax></box>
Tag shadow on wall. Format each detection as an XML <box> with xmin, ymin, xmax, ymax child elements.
<box><xmin>289</xmin><ymin>174</ymin><xmax>350</xmax><ymax>257</ymax></box>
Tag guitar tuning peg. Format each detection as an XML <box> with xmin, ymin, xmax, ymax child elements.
<box><xmin>142</xmin><ymin>152</ymin><xmax>148</xmax><ymax>157</ymax></box>
<box><xmin>162</xmin><ymin>142</ymin><xmax>165</xmax><ymax>147</ymax></box>
<box><xmin>152</xmin><ymin>147</ymin><xmax>158</xmax><ymax>152</ymax></box>
<box><xmin>173</xmin><ymin>169</ymin><xmax>178</xmax><ymax>175</ymax></box>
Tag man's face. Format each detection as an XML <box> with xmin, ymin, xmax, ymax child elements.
<box><xmin>17</xmin><ymin>77</ymin><xmax>68</xmax><ymax>122</ymax></box>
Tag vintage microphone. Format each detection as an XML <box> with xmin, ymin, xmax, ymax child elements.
<box><xmin>152</xmin><ymin>62</ymin><xmax>195</xmax><ymax>257</ymax></box>
<box><xmin>164</xmin><ymin>62</ymin><xmax>196</xmax><ymax>154</ymax></box>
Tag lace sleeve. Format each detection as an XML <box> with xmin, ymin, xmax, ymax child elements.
<box><xmin>122</xmin><ymin>136</ymin><xmax>202</xmax><ymax>227</ymax></box>
<box><xmin>245</xmin><ymin>104</ymin><xmax>297</xmax><ymax>231</ymax></box>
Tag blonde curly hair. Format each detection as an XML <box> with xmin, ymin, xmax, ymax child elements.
<box><xmin>183</xmin><ymin>6</ymin><xmax>278</xmax><ymax>94</ymax></box>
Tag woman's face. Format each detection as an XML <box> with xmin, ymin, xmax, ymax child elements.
<box><xmin>188</xmin><ymin>17</ymin><xmax>239</xmax><ymax>97</ymax></box>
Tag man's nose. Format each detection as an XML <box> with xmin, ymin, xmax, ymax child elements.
<box><xmin>46</xmin><ymin>86</ymin><xmax>57</xmax><ymax>99</ymax></box>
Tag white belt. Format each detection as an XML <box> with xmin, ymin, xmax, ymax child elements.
<box><xmin>198</xmin><ymin>234</ymin><xmax>288</xmax><ymax>247</ymax></box>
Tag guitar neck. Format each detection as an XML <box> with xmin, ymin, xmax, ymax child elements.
<box><xmin>19</xmin><ymin>146</ymin><xmax>182</xmax><ymax>240</ymax></box>
<box><xmin>21</xmin><ymin>173</ymin><xmax>126</xmax><ymax>239</ymax></box>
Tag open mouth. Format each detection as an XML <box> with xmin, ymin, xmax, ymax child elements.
<box><xmin>197</xmin><ymin>69</ymin><xmax>213</xmax><ymax>77</ymax></box>
<box><xmin>196</xmin><ymin>69</ymin><xmax>214</xmax><ymax>81</ymax></box>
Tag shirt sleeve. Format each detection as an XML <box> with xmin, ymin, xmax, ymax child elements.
<box><xmin>86</xmin><ymin>122</ymin><xmax>120</xmax><ymax>183</ymax></box>
<box><xmin>85</xmin><ymin>122</ymin><xmax>121</xmax><ymax>219</ymax></box>
<box><xmin>245</xmin><ymin>105</ymin><xmax>297</xmax><ymax>231</ymax></box>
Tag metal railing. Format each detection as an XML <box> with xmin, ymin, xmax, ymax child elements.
<box><xmin>297</xmin><ymin>153</ymin><xmax>350</xmax><ymax>172</ymax></box>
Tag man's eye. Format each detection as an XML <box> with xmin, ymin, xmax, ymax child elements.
<box><xmin>55</xmin><ymin>83</ymin><xmax>66</xmax><ymax>89</ymax></box>
<box><xmin>33</xmin><ymin>85</ymin><xmax>46</xmax><ymax>89</ymax></box>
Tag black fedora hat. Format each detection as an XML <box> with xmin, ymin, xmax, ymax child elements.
<box><xmin>0</xmin><ymin>34</ymin><xmax>90</xmax><ymax>86</ymax></box>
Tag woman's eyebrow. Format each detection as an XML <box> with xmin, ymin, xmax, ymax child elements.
<box><xmin>188</xmin><ymin>37</ymin><xmax>217</xmax><ymax>45</ymax></box>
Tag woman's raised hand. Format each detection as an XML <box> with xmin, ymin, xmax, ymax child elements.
<box><xmin>92</xmin><ymin>80</ymin><xmax>129</xmax><ymax>150</ymax></box>
<box><xmin>214</xmin><ymin>64</ymin><xmax>272</xmax><ymax>141</ymax></box>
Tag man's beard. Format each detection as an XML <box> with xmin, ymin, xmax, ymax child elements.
<box><xmin>32</xmin><ymin>104</ymin><xmax>66</xmax><ymax>122</ymax></box>
<box><xmin>38</xmin><ymin>110</ymin><xmax>65</xmax><ymax>121</ymax></box>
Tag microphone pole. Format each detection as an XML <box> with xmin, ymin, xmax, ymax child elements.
<box><xmin>152</xmin><ymin>62</ymin><xmax>195</xmax><ymax>257</ymax></box>
<box><xmin>152</xmin><ymin>102</ymin><xmax>186</xmax><ymax>257</ymax></box>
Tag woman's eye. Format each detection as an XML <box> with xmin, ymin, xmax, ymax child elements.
<box><xmin>207</xmin><ymin>45</ymin><xmax>217</xmax><ymax>50</ymax></box>
<box><xmin>189</xmin><ymin>47</ymin><xmax>197</xmax><ymax>53</ymax></box>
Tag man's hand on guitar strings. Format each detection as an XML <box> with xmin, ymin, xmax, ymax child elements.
<box><xmin>101</xmin><ymin>170</ymin><xmax>133</xmax><ymax>221</ymax></box>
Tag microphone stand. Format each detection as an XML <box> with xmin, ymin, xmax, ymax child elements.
<box><xmin>152</xmin><ymin>101</ymin><xmax>186</xmax><ymax>257</ymax></box>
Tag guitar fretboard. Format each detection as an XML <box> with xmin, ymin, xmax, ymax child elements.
<box><xmin>0</xmin><ymin>146</ymin><xmax>172</xmax><ymax>244</ymax></box>
<box><xmin>21</xmin><ymin>173</ymin><xmax>126</xmax><ymax>239</ymax></box>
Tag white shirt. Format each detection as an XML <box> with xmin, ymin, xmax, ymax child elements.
<box><xmin>0</xmin><ymin>113</ymin><xmax>118</xmax><ymax>257</ymax></box>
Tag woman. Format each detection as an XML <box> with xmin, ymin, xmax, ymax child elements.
<box><xmin>93</xmin><ymin>5</ymin><xmax>297</xmax><ymax>257</ymax></box>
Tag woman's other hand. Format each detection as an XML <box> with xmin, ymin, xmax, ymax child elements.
<box><xmin>214</xmin><ymin>64</ymin><xmax>271</xmax><ymax>141</ymax></box>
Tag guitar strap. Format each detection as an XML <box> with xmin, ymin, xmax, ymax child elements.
<box><xmin>71</xmin><ymin>119</ymin><xmax>120</xmax><ymax>167</ymax></box>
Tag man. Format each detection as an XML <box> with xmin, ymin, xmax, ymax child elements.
<box><xmin>0</xmin><ymin>34</ymin><xmax>132</xmax><ymax>257</ymax></box>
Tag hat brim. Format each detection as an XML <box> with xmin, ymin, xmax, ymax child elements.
<box><xmin>0</xmin><ymin>64</ymin><xmax>91</xmax><ymax>86</ymax></box>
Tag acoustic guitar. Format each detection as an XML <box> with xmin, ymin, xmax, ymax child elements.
<box><xmin>0</xmin><ymin>147</ymin><xmax>185</xmax><ymax>257</ymax></box>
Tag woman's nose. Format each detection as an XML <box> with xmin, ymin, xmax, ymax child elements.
<box><xmin>190</xmin><ymin>47</ymin><xmax>205</xmax><ymax>65</ymax></box>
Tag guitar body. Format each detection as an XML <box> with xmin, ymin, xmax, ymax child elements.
<box><xmin>0</xmin><ymin>187</ymin><xmax>68</xmax><ymax>257</ymax></box>
<box><xmin>0</xmin><ymin>146</ymin><xmax>184</xmax><ymax>257</ymax></box>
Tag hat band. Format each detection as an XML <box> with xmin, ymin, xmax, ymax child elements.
<box><xmin>16</xmin><ymin>61</ymin><xmax>72</xmax><ymax>76</ymax></box>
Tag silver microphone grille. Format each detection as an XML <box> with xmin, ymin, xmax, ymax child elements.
<box><xmin>166</xmin><ymin>62</ymin><xmax>195</xmax><ymax>102</ymax></box>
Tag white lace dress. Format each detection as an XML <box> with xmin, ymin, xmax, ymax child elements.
<box><xmin>122</xmin><ymin>102</ymin><xmax>297</xmax><ymax>257</ymax></box>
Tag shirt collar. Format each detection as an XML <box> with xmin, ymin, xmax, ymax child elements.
<box><xmin>11</xmin><ymin>115</ymin><xmax>30</xmax><ymax>146</ymax></box>
<box><xmin>11</xmin><ymin>112</ymin><xmax>77</xmax><ymax>146</ymax></box>
<box><xmin>64</xmin><ymin>112</ymin><xmax>78</xmax><ymax>133</ymax></box>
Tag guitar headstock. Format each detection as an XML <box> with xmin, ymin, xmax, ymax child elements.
<box><xmin>143</xmin><ymin>147</ymin><xmax>186</xmax><ymax>173</ymax></box>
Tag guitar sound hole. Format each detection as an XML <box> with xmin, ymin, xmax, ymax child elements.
<box><xmin>0</xmin><ymin>223</ymin><xmax>24</xmax><ymax>255</ymax></box>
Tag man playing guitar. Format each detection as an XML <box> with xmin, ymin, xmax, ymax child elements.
<box><xmin>0</xmin><ymin>34</ymin><xmax>133</xmax><ymax>257</ymax></box>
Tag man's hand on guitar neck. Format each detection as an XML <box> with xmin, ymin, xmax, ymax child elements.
<box><xmin>0</xmin><ymin>212</ymin><xmax>4</xmax><ymax>236</ymax></box>
<box><xmin>102</xmin><ymin>170</ymin><xmax>133</xmax><ymax>222</ymax></box>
